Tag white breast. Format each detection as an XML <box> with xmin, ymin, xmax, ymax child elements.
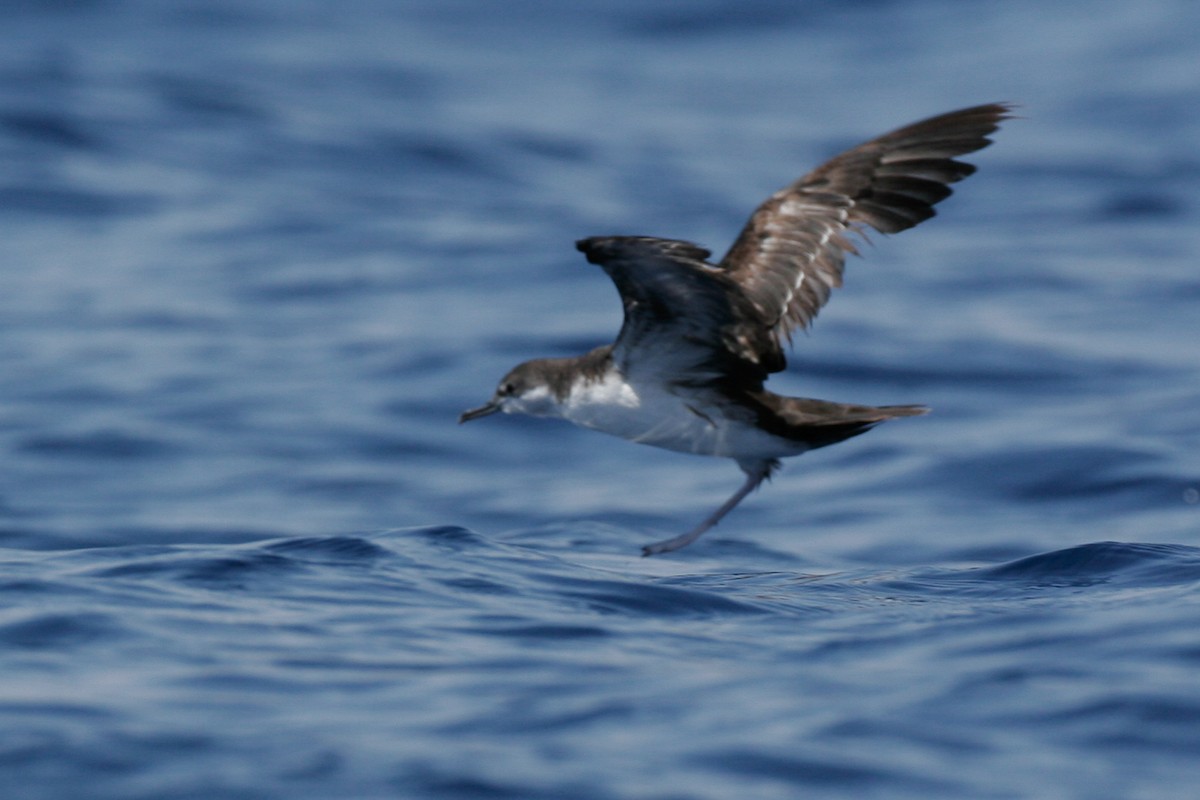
<box><xmin>559</xmin><ymin>370</ymin><xmax>805</xmax><ymax>461</ymax></box>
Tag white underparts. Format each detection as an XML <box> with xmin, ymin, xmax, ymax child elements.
<box><xmin>556</xmin><ymin>369</ymin><xmax>808</xmax><ymax>461</ymax></box>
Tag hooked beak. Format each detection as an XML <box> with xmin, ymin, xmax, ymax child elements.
<box><xmin>458</xmin><ymin>400</ymin><xmax>501</xmax><ymax>424</ymax></box>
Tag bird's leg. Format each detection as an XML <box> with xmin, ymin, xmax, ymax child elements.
<box><xmin>641</xmin><ymin>459</ymin><xmax>779</xmax><ymax>556</ymax></box>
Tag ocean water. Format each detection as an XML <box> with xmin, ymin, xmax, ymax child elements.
<box><xmin>2</xmin><ymin>1</ymin><xmax>1199</xmax><ymax>797</ymax></box>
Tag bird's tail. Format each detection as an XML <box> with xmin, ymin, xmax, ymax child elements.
<box><xmin>870</xmin><ymin>404</ymin><xmax>929</xmax><ymax>419</ymax></box>
<box><xmin>749</xmin><ymin>392</ymin><xmax>928</xmax><ymax>450</ymax></box>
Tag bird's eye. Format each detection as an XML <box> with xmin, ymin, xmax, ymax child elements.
<box><xmin>500</xmin><ymin>383</ymin><xmax>516</xmax><ymax>396</ymax></box>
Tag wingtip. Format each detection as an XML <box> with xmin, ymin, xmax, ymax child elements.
<box><xmin>575</xmin><ymin>237</ymin><xmax>604</xmax><ymax>264</ymax></box>
<box><xmin>992</xmin><ymin>101</ymin><xmax>1024</xmax><ymax>123</ymax></box>
<box><xmin>966</xmin><ymin>101</ymin><xmax>1022</xmax><ymax>131</ymax></box>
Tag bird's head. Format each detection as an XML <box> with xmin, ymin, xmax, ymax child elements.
<box><xmin>459</xmin><ymin>360</ymin><xmax>561</xmax><ymax>423</ymax></box>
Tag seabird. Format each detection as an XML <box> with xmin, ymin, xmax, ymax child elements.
<box><xmin>461</xmin><ymin>103</ymin><xmax>1010</xmax><ymax>555</ymax></box>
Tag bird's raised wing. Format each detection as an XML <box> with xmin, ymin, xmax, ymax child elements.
<box><xmin>576</xmin><ymin>236</ymin><xmax>781</xmax><ymax>388</ymax></box>
<box><xmin>719</xmin><ymin>102</ymin><xmax>1012</xmax><ymax>355</ymax></box>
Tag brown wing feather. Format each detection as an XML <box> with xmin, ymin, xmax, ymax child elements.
<box><xmin>719</xmin><ymin>102</ymin><xmax>1012</xmax><ymax>365</ymax></box>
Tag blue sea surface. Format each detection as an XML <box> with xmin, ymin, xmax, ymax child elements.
<box><xmin>2</xmin><ymin>1</ymin><xmax>1200</xmax><ymax>798</ymax></box>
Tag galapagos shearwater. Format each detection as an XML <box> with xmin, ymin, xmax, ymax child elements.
<box><xmin>461</xmin><ymin>103</ymin><xmax>1010</xmax><ymax>555</ymax></box>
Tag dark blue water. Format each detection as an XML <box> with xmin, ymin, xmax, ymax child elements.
<box><xmin>3</xmin><ymin>1</ymin><xmax>1199</xmax><ymax>797</ymax></box>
